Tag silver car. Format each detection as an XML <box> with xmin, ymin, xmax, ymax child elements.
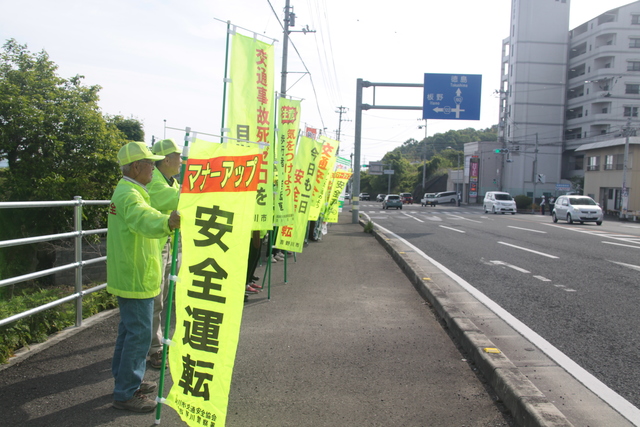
<box><xmin>552</xmin><ymin>195</ymin><xmax>603</xmax><ymax>225</ymax></box>
<box><xmin>382</xmin><ymin>194</ymin><xmax>402</xmax><ymax>210</ymax></box>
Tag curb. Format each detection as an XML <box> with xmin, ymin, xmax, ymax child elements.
<box><xmin>360</xmin><ymin>218</ymin><xmax>574</xmax><ymax>427</ymax></box>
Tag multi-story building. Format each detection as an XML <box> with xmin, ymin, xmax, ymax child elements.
<box><xmin>495</xmin><ymin>0</ymin><xmax>640</xmax><ymax>214</ymax></box>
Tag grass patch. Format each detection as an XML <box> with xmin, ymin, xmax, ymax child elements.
<box><xmin>0</xmin><ymin>284</ymin><xmax>117</xmax><ymax>364</ymax></box>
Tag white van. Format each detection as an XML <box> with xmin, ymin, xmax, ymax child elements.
<box><xmin>483</xmin><ymin>191</ymin><xmax>517</xmax><ymax>214</ymax></box>
<box><xmin>432</xmin><ymin>191</ymin><xmax>458</xmax><ymax>205</ymax></box>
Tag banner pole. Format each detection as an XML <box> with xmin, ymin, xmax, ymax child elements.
<box><xmin>155</xmin><ymin>127</ymin><xmax>191</xmax><ymax>424</ymax></box>
<box><xmin>220</xmin><ymin>21</ymin><xmax>231</xmax><ymax>144</ymax></box>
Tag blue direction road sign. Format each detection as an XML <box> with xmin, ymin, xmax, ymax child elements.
<box><xmin>422</xmin><ymin>73</ymin><xmax>482</xmax><ymax>120</ymax></box>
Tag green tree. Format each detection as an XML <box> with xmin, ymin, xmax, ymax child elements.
<box><xmin>106</xmin><ymin>114</ymin><xmax>145</xmax><ymax>141</ymax></box>
<box><xmin>0</xmin><ymin>39</ymin><xmax>136</xmax><ymax>282</ymax></box>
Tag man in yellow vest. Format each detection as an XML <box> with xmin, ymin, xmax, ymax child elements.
<box><xmin>107</xmin><ymin>141</ymin><xmax>180</xmax><ymax>412</ymax></box>
<box><xmin>147</xmin><ymin>138</ymin><xmax>182</xmax><ymax>369</ymax></box>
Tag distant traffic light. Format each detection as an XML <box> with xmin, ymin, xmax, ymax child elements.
<box><xmin>494</xmin><ymin>148</ymin><xmax>509</xmax><ymax>154</ymax></box>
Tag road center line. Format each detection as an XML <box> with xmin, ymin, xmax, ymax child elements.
<box><xmin>608</xmin><ymin>260</ymin><xmax>640</xmax><ymax>272</ymax></box>
<box><xmin>602</xmin><ymin>241</ymin><xmax>640</xmax><ymax>249</ymax></box>
<box><xmin>490</xmin><ymin>260</ymin><xmax>530</xmax><ymax>273</ymax></box>
<box><xmin>497</xmin><ymin>242</ymin><xmax>559</xmax><ymax>258</ymax></box>
<box><xmin>439</xmin><ymin>225</ymin><xmax>465</xmax><ymax>233</ymax></box>
<box><xmin>508</xmin><ymin>226</ymin><xmax>547</xmax><ymax>234</ymax></box>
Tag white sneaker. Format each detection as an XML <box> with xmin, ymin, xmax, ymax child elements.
<box><xmin>270</xmin><ymin>255</ymin><xmax>278</xmax><ymax>263</ymax></box>
<box><xmin>275</xmin><ymin>253</ymin><xmax>285</xmax><ymax>260</ymax></box>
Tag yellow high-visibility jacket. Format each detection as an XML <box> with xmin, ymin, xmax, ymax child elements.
<box><xmin>147</xmin><ymin>168</ymin><xmax>180</xmax><ymax>215</ymax></box>
<box><xmin>107</xmin><ymin>178</ymin><xmax>171</xmax><ymax>299</ymax></box>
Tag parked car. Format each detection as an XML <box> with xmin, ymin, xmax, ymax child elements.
<box><xmin>400</xmin><ymin>192</ymin><xmax>413</xmax><ymax>204</ymax></box>
<box><xmin>421</xmin><ymin>193</ymin><xmax>437</xmax><ymax>207</ymax></box>
<box><xmin>430</xmin><ymin>191</ymin><xmax>458</xmax><ymax>205</ymax></box>
<box><xmin>376</xmin><ymin>194</ymin><xmax>386</xmax><ymax>202</ymax></box>
<box><xmin>483</xmin><ymin>191</ymin><xmax>517</xmax><ymax>215</ymax></box>
<box><xmin>552</xmin><ymin>195</ymin><xmax>603</xmax><ymax>225</ymax></box>
<box><xmin>382</xmin><ymin>194</ymin><xmax>402</xmax><ymax>210</ymax></box>
<box><xmin>344</xmin><ymin>193</ymin><xmax>350</xmax><ymax>200</ymax></box>
<box><xmin>359</xmin><ymin>192</ymin><xmax>370</xmax><ymax>201</ymax></box>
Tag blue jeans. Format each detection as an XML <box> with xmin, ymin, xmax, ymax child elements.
<box><xmin>112</xmin><ymin>296</ymin><xmax>154</xmax><ymax>402</ymax></box>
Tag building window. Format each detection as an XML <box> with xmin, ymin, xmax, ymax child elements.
<box><xmin>633</xmin><ymin>15</ymin><xmax>640</xmax><ymax>25</ymax></box>
<box><xmin>616</xmin><ymin>154</ymin><xmax>625</xmax><ymax>170</ymax></box>
<box><xmin>605</xmin><ymin>155</ymin><xmax>614</xmax><ymax>170</ymax></box>
<box><xmin>631</xmin><ymin>38</ymin><xmax>640</xmax><ymax>48</ymax></box>
<box><xmin>587</xmin><ymin>156</ymin><xmax>599</xmax><ymax>171</ymax></box>
<box><xmin>624</xmin><ymin>106</ymin><xmax>639</xmax><ymax>117</ymax></box>
<box><xmin>629</xmin><ymin>61</ymin><xmax>640</xmax><ymax>71</ymax></box>
<box><xmin>626</xmin><ymin>84</ymin><xmax>640</xmax><ymax>94</ymax></box>
<box><xmin>574</xmin><ymin>155</ymin><xmax>584</xmax><ymax>170</ymax></box>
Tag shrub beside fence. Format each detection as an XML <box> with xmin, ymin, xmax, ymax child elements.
<box><xmin>0</xmin><ymin>197</ymin><xmax>114</xmax><ymax>364</ymax></box>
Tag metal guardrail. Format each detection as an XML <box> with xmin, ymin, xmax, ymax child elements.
<box><xmin>0</xmin><ymin>197</ymin><xmax>110</xmax><ymax>328</ymax></box>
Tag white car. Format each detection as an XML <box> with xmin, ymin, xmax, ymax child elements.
<box><xmin>552</xmin><ymin>195</ymin><xmax>603</xmax><ymax>225</ymax></box>
<box><xmin>483</xmin><ymin>191</ymin><xmax>517</xmax><ymax>214</ymax></box>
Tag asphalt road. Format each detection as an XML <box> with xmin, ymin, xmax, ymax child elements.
<box><xmin>363</xmin><ymin>201</ymin><xmax>640</xmax><ymax>412</ymax></box>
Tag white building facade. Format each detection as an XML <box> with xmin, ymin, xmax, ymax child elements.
<box><xmin>497</xmin><ymin>0</ymin><xmax>640</xmax><ymax>200</ymax></box>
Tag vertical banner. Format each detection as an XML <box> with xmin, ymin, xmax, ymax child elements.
<box><xmin>305</xmin><ymin>126</ymin><xmax>318</xmax><ymax>139</ymax></box>
<box><xmin>274</xmin><ymin>98</ymin><xmax>301</xmax><ymax>227</ymax></box>
<box><xmin>308</xmin><ymin>136</ymin><xmax>340</xmax><ymax>221</ymax></box>
<box><xmin>274</xmin><ymin>136</ymin><xmax>322</xmax><ymax>252</ymax></box>
<box><xmin>227</xmin><ymin>33</ymin><xmax>275</xmax><ymax>231</ymax></box>
<box><xmin>166</xmin><ymin>138</ymin><xmax>259</xmax><ymax>427</ymax></box>
<box><xmin>324</xmin><ymin>170</ymin><xmax>353</xmax><ymax>223</ymax></box>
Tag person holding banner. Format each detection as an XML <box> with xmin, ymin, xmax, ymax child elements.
<box><xmin>147</xmin><ymin>138</ymin><xmax>182</xmax><ymax>369</ymax></box>
<box><xmin>107</xmin><ymin>141</ymin><xmax>180</xmax><ymax>413</ymax></box>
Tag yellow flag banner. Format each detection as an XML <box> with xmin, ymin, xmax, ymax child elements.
<box><xmin>227</xmin><ymin>32</ymin><xmax>274</xmax><ymax>231</ymax></box>
<box><xmin>166</xmin><ymin>138</ymin><xmax>259</xmax><ymax>427</ymax></box>
<box><xmin>324</xmin><ymin>170</ymin><xmax>353</xmax><ymax>223</ymax></box>
<box><xmin>308</xmin><ymin>136</ymin><xmax>340</xmax><ymax>221</ymax></box>
<box><xmin>274</xmin><ymin>98</ymin><xmax>301</xmax><ymax>227</ymax></box>
<box><xmin>274</xmin><ymin>136</ymin><xmax>322</xmax><ymax>252</ymax></box>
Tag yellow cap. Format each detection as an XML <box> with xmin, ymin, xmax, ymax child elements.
<box><xmin>117</xmin><ymin>141</ymin><xmax>164</xmax><ymax>166</ymax></box>
<box><xmin>152</xmin><ymin>139</ymin><xmax>181</xmax><ymax>156</ymax></box>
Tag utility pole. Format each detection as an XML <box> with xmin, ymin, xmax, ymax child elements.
<box><xmin>335</xmin><ymin>106</ymin><xmax>350</xmax><ymax>142</ymax></box>
<box><xmin>280</xmin><ymin>0</ymin><xmax>315</xmax><ymax>98</ymax></box>
<box><xmin>280</xmin><ymin>0</ymin><xmax>292</xmax><ymax>97</ymax></box>
<box><xmin>622</xmin><ymin>118</ymin><xmax>632</xmax><ymax>218</ymax></box>
<box><xmin>532</xmin><ymin>133</ymin><xmax>539</xmax><ymax>214</ymax></box>
<box><xmin>418</xmin><ymin>120</ymin><xmax>428</xmax><ymax>191</ymax></box>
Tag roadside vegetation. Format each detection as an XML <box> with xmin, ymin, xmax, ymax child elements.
<box><xmin>0</xmin><ymin>284</ymin><xmax>117</xmax><ymax>364</ymax></box>
<box><xmin>0</xmin><ymin>39</ymin><xmax>142</xmax><ymax>362</ymax></box>
<box><xmin>359</xmin><ymin>127</ymin><xmax>497</xmax><ymax>198</ymax></box>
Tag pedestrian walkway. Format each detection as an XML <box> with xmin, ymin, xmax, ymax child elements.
<box><xmin>0</xmin><ymin>211</ymin><xmax>515</xmax><ymax>426</ymax></box>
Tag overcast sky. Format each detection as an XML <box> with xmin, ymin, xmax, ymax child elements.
<box><xmin>1</xmin><ymin>0</ymin><xmax>634</xmax><ymax>163</ymax></box>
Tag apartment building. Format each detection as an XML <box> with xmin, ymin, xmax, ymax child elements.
<box><xmin>495</xmin><ymin>0</ymin><xmax>640</xmax><ymax>210</ymax></box>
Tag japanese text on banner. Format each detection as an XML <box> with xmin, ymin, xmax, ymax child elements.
<box><xmin>165</xmin><ymin>138</ymin><xmax>258</xmax><ymax>427</ymax></box>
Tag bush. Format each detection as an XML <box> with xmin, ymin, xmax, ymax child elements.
<box><xmin>363</xmin><ymin>220</ymin><xmax>374</xmax><ymax>233</ymax></box>
<box><xmin>0</xmin><ymin>285</ymin><xmax>117</xmax><ymax>364</ymax></box>
<box><xmin>514</xmin><ymin>195</ymin><xmax>531</xmax><ymax>210</ymax></box>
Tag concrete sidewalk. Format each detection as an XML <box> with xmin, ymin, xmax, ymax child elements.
<box><xmin>1</xmin><ymin>211</ymin><xmax>515</xmax><ymax>426</ymax></box>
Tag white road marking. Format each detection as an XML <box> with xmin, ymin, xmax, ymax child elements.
<box><xmin>439</xmin><ymin>225</ymin><xmax>465</xmax><ymax>233</ymax></box>
<box><xmin>602</xmin><ymin>241</ymin><xmax>640</xmax><ymax>249</ymax></box>
<box><xmin>533</xmin><ymin>275</ymin><xmax>552</xmax><ymax>282</ymax></box>
<box><xmin>497</xmin><ymin>242</ymin><xmax>559</xmax><ymax>259</ymax></box>
<box><xmin>490</xmin><ymin>260</ymin><xmax>530</xmax><ymax>273</ymax></box>
<box><xmin>403</xmin><ymin>213</ymin><xmax>424</xmax><ymax>223</ymax></box>
<box><xmin>608</xmin><ymin>260</ymin><xmax>640</xmax><ymax>272</ymax></box>
<box><xmin>508</xmin><ymin>226</ymin><xmax>547</xmax><ymax>234</ymax></box>
<box><xmin>446</xmin><ymin>214</ymin><xmax>482</xmax><ymax>223</ymax></box>
<box><xmin>373</xmin><ymin>222</ymin><xmax>640</xmax><ymax>424</ymax></box>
